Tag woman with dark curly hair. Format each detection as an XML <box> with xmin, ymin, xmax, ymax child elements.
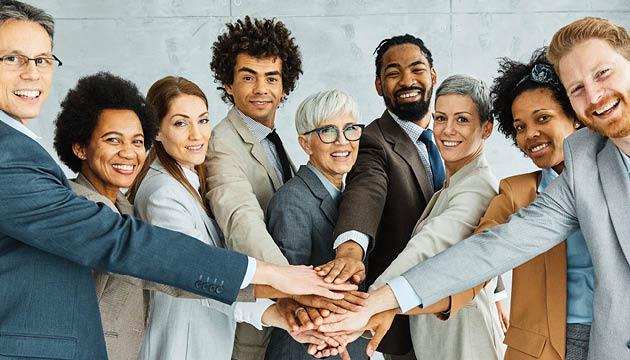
<box><xmin>53</xmin><ymin>72</ymin><xmax>202</xmax><ymax>360</ymax></box>
<box><xmin>473</xmin><ymin>48</ymin><xmax>592</xmax><ymax>360</ymax></box>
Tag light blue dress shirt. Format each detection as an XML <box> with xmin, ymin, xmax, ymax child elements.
<box><xmin>539</xmin><ymin>167</ymin><xmax>594</xmax><ymax>325</ymax></box>
<box><xmin>0</xmin><ymin>110</ymin><xmax>41</xmax><ymax>142</ymax></box>
<box><xmin>306</xmin><ymin>162</ymin><xmax>342</xmax><ymax>201</ymax></box>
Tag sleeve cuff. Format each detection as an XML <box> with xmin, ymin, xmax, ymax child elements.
<box><xmin>494</xmin><ymin>290</ymin><xmax>507</xmax><ymax>302</ymax></box>
<box><xmin>333</xmin><ymin>231</ymin><xmax>370</xmax><ymax>260</ymax></box>
<box><xmin>387</xmin><ymin>276</ymin><xmax>422</xmax><ymax>313</ymax></box>
<box><xmin>234</xmin><ymin>299</ymin><xmax>275</xmax><ymax>330</ymax></box>
<box><xmin>240</xmin><ymin>256</ymin><xmax>257</xmax><ymax>289</ymax></box>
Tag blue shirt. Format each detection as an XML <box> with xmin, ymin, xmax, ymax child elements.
<box><xmin>539</xmin><ymin>168</ymin><xmax>594</xmax><ymax>325</ymax></box>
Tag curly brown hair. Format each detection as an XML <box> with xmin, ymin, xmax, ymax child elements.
<box><xmin>210</xmin><ymin>16</ymin><xmax>302</xmax><ymax>104</ymax></box>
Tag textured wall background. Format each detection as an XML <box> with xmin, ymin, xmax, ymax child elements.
<box><xmin>30</xmin><ymin>0</ymin><xmax>630</xmax><ymax>179</ymax></box>
<box><xmin>26</xmin><ymin>0</ymin><xmax>630</xmax><ymax>320</ymax></box>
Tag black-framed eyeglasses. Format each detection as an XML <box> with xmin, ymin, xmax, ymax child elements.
<box><xmin>303</xmin><ymin>124</ymin><xmax>365</xmax><ymax>144</ymax></box>
<box><xmin>0</xmin><ymin>54</ymin><xmax>63</xmax><ymax>72</ymax></box>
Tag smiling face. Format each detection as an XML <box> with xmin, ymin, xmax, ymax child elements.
<box><xmin>433</xmin><ymin>94</ymin><xmax>491</xmax><ymax>164</ymax></box>
<box><xmin>74</xmin><ymin>109</ymin><xmax>146</xmax><ymax>197</ymax></box>
<box><xmin>225</xmin><ymin>53</ymin><xmax>285</xmax><ymax>128</ymax></box>
<box><xmin>299</xmin><ymin>112</ymin><xmax>359</xmax><ymax>187</ymax></box>
<box><xmin>375</xmin><ymin>43</ymin><xmax>437</xmax><ymax>126</ymax></box>
<box><xmin>156</xmin><ymin>94</ymin><xmax>210</xmax><ymax>170</ymax></box>
<box><xmin>559</xmin><ymin>39</ymin><xmax>630</xmax><ymax>138</ymax></box>
<box><xmin>512</xmin><ymin>88</ymin><xmax>578</xmax><ymax>172</ymax></box>
<box><xmin>0</xmin><ymin>20</ymin><xmax>53</xmax><ymax>125</ymax></box>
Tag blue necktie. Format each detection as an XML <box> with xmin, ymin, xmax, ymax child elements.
<box><xmin>419</xmin><ymin>129</ymin><xmax>446</xmax><ymax>192</ymax></box>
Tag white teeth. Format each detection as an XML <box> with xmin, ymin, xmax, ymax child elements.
<box><xmin>442</xmin><ymin>141</ymin><xmax>459</xmax><ymax>147</ymax></box>
<box><xmin>14</xmin><ymin>90</ymin><xmax>40</xmax><ymax>98</ymax></box>
<box><xmin>112</xmin><ymin>164</ymin><xmax>133</xmax><ymax>171</ymax></box>
<box><xmin>186</xmin><ymin>145</ymin><xmax>202</xmax><ymax>150</ymax></box>
<box><xmin>595</xmin><ymin>99</ymin><xmax>619</xmax><ymax>115</ymax></box>
<box><xmin>399</xmin><ymin>92</ymin><xmax>419</xmax><ymax>99</ymax></box>
<box><xmin>530</xmin><ymin>143</ymin><xmax>550</xmax><ymax>152</ymax></box>
<box><xmin>331</xmin><ymin>152</ymin><xmax>349</xmax><ymax>157</ymax></box>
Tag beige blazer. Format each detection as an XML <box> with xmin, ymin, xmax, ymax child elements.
<box><xmin>205</xmin><ymin>107</ymin><xmax>295</xmax><ymax>359</ymax></box>
<box><xmin>370</xmin><ymin>154</ymin><xmax>504</xmax><ymax>360</ymax></box>
<box><xmin>205</xmin><ymin>107</ymin><xmax>293</xmax><ymax>266</ymax></box>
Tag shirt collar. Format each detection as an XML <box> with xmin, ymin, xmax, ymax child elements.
<box><xmin>619</xmin><ymin>147</ymin><xmax>630</xmax><ymax>175</ymax></box>
<box><xmin>236</xmin><ymin>108</ymin><xmax>273</xmax><ymax>142</ymax></box>
<box><xmin>538</xmin><ymin>167</ymin><xmax>560</xmax><ymax>193</ymax></box>
<box><xmin>388</xmin><ymin>110</ymin><xmax>427</xmax><ymax>143</ymax></box>
<box><xmin>0</xmin><ymin>110</ymin><xmax>41</xmax><ymax>142</ymax></box>
<box><xmin>306</xmin><ymin>162</ymin><xmax>342</xmax><ymax>200</ymax></box>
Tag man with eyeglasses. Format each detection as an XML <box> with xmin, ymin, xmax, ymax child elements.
<box><xmin>0</xmin><ymin>2</ymin><xmax>354</xmax><ymax>359</ymax></box>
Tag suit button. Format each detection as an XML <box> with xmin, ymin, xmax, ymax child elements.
<box><xmin>202</xmin><ymin>283</ymin><xmax>210</xmax><ymax>291</ymax></box>
<box><xmin>209</xmin><ymin>285</ymin><xmax>216</xmax><ymax>292</ymax></box>
<box><xmin>195</xmin><ymin>281</ymin><xmax>203</xmax><ymax>289</ymax></box>
<box><xmin>627</xmin><ymin>340</ymin><xmax>630</xmax><ymax>349</ymax></box>
<box><xmin>216</xmin><ymin>286</ymin><xmax>224</xmax><ymax>294</ymax></box>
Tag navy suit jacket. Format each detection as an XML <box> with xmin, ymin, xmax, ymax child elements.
<box><xmin>0</xmin><ymin>120</ymin><xmax>248</xmax><ymax>359</ymax></box>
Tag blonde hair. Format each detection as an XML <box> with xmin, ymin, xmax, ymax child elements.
<box><xmin>548</xmin><ymin>17</ymin><xmax>630</xmax><ymax>68</ymax></box>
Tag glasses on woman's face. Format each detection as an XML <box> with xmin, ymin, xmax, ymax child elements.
<box><xmin>303</xmin><ymin>124</ymin><xmax>365</xmax><ymax>144</ymax></box>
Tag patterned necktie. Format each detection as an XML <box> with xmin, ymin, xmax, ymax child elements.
<box><xmin>419</xmin><ymin>129</ymin><xmax>446</xmax><ymax>192</ymax></box>
<box><xmin>266</xmin><ymin>129</ymin><xmax>293</xmax><ymax>183</ymax></box>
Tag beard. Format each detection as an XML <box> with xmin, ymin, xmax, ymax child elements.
<box><xmin>581</xmin><ymin>91</ymin><xmax>630</xmax><ymax>138</ymax></box>
<box><xmin>383</xmin><ymin>84</ymin><xmax>433</xmax><ymax>122</ymax></box>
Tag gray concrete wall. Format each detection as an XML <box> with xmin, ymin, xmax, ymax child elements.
<box><xmin>30</xmin><ymin>0</ymin><xmax>630</xmax><ymax>179</ymax></box>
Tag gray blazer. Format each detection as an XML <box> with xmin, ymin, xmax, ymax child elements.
<box><xmin>265</xmin><ymin>165</ymin><xmax>368</xmax><ymax>360</ymax></box>
<box><xmin>133</xmin><ymin>160</ymin><xmax>241</xmax><ymax>360</ymax></box>
<box><xmin>403</xmin><ymin>128</ymin><xmax>630</xmax><ymax>359</ymax></box>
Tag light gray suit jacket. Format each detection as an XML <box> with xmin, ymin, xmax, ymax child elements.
<box><xmin>403</xmin><ymin>129</ymin><xmax>630</xmax><ymax>359</ymax></box>
<box><xmin>70</xmin><ymin>174</ymin><xmax>206</xmax><ymax>360</ymax></box>
<box><xmin>134</xmin><ymin>160</ymin><xmax>242</xmax><ymax>360</ymax></box>
<box><xmin>370</xmin><ymin>154</ymin><xmax>503</xmax><ymax>360</ymax></box>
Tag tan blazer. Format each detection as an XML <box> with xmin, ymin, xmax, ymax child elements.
<box><xmin>205</xmin><ymin>107</ymin><xmax>295</xmax><ymax>359</ymax></box>
<box><xmin>474</xmin><ymin>171</ymin><xmax>567</xmax><ymax>360</ymax></box>
<box><xmin>370</xmin><ymin>154</ymin><xmax>504</xmax><ymax>360</ymax></box>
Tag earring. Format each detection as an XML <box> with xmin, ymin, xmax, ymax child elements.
<box><xmin>574</xmin><ymin>121</ymin><xmax>581</xmax><ymax>128</ymax></box>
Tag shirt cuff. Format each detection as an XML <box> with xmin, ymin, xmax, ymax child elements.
<box><xmin>387</xmin><ymin>276</ymin><xmax>422</xmax><ymax>313</ymax></box>
<box><xmin>333</xmin><ymin>231</ymin><xmax>370</xmax><ymax>260</ymax></box>
<box><xmin>240</xmin><ymin>256</ymin><xmax>256</xmax><ymax>289</ymax></box>
<box><xmin>234</xmin><ymin>299</ymin><xmax>275</xmax><ymax>330</ymax></box>
<box><xmin>494</xmin><ymin>290</ymin><xmax>507</xmax><ymax>302</ymax></box>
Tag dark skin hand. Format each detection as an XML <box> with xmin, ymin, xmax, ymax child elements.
<box><xmin>315</xmin><ymin>241</ymin><xmax>366</xmax><ymax>284</ymax></box>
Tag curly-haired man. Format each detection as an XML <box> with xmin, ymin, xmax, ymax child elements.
<box><xmin>205</xmin><ymin>16</ymin><xmax>303</xmax><ymax>360</ymax></box>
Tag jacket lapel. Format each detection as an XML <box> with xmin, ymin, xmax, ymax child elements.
<box><xmin>597</xmin><ymin>140</ymin><xmax>630</xmax><ymax>265</ymax></box>
<box><xmin>544</xmin><ymin>242</ymin><xmax>568</xmax><ymax>358</ymax></box>
<box><xmin>299</xmin><ymin>166</ymin><xmax>338</xmax><ymax>225</ymax></box>
<box><xmin>227</xmin><ymin>108</ymin><xmax>283</xmax><ymax>191</ymax></box>
<box><xmin>379</xmin><ymin>111</ymin><xmax>433</xmax><ymax>203</ymax></box>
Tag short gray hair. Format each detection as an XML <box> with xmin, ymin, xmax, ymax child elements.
<box><xmin>295</xmin><ymin>89</ymin><xmax>360</xmax><ymax>135</ymax></box>
<box><xmin>0</xmin><ymin>0</ymin><xmax>55</xmax><ymax>44</ymax></box>
<box><xmin>435</xmin><ymin>74</ymin><xmax>492</xmax><ymax>123</ymax></box>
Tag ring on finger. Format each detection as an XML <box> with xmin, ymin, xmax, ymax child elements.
<box><xmin>294</xmin><ymin>307</ymin><xmax>306</xmax><ymax>317</ymax></box>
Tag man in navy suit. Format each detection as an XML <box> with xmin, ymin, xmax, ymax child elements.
<box><xmin>0</xmin><ymin>2</ymin><xmax>351</xmax><ymax>359</ymax></box>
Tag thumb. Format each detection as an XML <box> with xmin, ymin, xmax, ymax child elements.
<box><xmin>366</xmin><ymin>325</ymin><xmax>386</xmax><ymax>357</ymax></box>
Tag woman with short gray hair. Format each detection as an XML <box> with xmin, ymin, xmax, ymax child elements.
<box><xmin>369</xmin><ymin>74</ymin><xmax>505</xmax><ymax>360</ymax></box>
<box><xmin>265</xmin><ymin>89</ymin><xmax>370</xmax><ymax>360</ymax></box>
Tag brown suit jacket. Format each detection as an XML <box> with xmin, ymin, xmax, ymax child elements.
<box><xmin>334</xmin><ymin>110</ymin><xmax>433</xmax><ymax>354</ymax></box>
<box><xmin>473</xmin><ymin>171</ymin><xmax>567</xmax><ymax>360</ymax></box>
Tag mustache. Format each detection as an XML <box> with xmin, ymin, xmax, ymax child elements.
<box><xmin>394</xmin><ymin>86</ymin><xmax>425</xmax><ymax>98</ymax></box>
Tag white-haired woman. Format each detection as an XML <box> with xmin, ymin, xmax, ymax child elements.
<box><xmin>265</xmin><ymin>89</ymin><xmax>370</xmax><ymax>360</ymax></box>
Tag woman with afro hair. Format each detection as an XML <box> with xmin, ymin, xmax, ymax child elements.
<box><xmin>473</xmin><ymin>48</ymin><xmax>592</xmax><ymax>360</ymax></box>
